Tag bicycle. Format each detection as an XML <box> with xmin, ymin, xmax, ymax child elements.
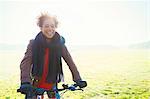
<box><xmin>17</xmin><ymin>81</ymin><xmax>87</xmax><ymax>99</ymax></box>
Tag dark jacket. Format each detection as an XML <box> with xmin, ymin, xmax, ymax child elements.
<box><xmin>20</xmin><ymin>40</ymin><xmax>81</xmax><ymax>83</ymax></box>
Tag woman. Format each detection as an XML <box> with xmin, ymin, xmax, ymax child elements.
<box><xmin>19</xmin><ymin>13</ymin><xmax>86</xmax><ymax>98</ymax></box>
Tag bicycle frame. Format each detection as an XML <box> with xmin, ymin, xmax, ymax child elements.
<box><xmin>36</xmin><ymin>91</ymin><xmax>60</xmax><ymax>99</ymax></box>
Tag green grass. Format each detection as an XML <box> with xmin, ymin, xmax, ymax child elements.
<box><xmin>0</xmin><ymin>49</ymin><xmax>150</xmax><ymax>99</ymax></box>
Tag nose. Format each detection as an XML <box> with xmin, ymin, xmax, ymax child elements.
<box><xmin>46</xmin><ymin>27</ymin><xmax>52</xmax><ymax>33</ymax></box>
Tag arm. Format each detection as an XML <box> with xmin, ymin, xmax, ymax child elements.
<box><xmin>62</xmin><ymin>45</ymin><xmax>82</xmax><ymax>81</ymax></box>
<box><xmin>20</xmin><ymin>40</ymin><xmax>33</xmax><ymax>84</ymax></box>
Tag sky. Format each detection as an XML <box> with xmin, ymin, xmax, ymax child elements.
<box><xmin>0</xmin><ymin>0</ymin><xmax>150</xmax><ymax>47</ymax></box>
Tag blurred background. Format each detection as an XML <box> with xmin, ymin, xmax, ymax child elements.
<box><xmin>0</xmin><ymin>0</ymin><xmax>150</xmax><ymax>98</ymax></box>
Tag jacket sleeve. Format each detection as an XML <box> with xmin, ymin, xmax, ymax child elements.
<box><xmin>20</xmin><ymin>40</ymin><xmax>33</xmax><ymax>83</ymax></box>
<box><xmin>62</xmin><ymin>45</ymin><xmax>82</xmax><ymax>81</ymax></box>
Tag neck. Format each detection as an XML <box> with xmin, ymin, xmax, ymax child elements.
<box><xmin>46</xmin><ymin>38</ymin><xmax>52</xmax><ymax>43</ymax></box>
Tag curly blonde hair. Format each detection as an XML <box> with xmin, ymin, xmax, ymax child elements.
<box><xmin>37</xmin><ymin>12</ymin><xmax>58</xmax><ymax>28</ymax></box>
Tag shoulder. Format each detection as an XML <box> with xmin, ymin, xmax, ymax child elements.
<box><xmin>29</xmin><ymin>39</ymin><xmax>34</xmax><ymax>43</ymax></box>
<box><xmin>29</xmin><ymin>39</ymin><xmax>34</xmax><ymax>45</ymax></box>
<box><xmin>60</xmin><ymin>36</ymin><xmax>65</xmax><ymax>45</ymax></box>
<box><xmin>27</xmin><ymin>39</ymin><xmax>34</xmax><ymax>48</ymax></box>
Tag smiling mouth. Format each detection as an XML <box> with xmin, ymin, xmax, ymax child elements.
<box><xmin>48</xmin><ymin>32</ymin><xmax>53</xmax><ymax>35</ymax></box>
<box><xmin>47</xmin><ymin>31</ymin><xmax>55</xmax><ymax>37</ymax></box>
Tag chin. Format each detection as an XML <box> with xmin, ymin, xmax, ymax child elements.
<box><xmin>46</xmin><ymin>35</ymin><xmax>53</xmax><ymax>39</ymax></box>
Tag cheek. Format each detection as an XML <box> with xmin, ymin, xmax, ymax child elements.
<box><xmin>41</xmin><ymin>28</ymin><xmax>48</xmax><ymax>33</ymax></box>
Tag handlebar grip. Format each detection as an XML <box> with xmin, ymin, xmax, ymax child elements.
<box><xmin>77</xmin><ymin>81</ymin><xmax>87</xmax><ymax>88</ymax></box>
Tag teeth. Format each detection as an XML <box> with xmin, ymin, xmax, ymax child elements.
<box><xmin>47</xmin><ymin>31</ymin><xmax>54</xmax><ymax>37</ymax></box>
<box><xmin>48</xmin><ymin>32</ymin><xmax>52</xmax><ymax>35</ymax></box>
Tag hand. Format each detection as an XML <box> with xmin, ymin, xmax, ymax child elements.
<box><xmin>75</xmin><ymin>80</ymin><xmax>87</xmax><ymax>88</ymax></box>
<box><xmin>19</xmin><ymin>82</ymin><xmax>33</xmax><ymax>94</ymax></box>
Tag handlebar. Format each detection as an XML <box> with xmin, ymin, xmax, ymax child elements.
<box><xmin>17</xmin><ymin>84</ymin><xmax>82</xmax><ymax>92</ymax></box>
<box><xmin>17</xmin><ymin>83</ymin><xmax>86</xmax><ymax>98</ymax></box>
<box><xmin>58</xmin><ymin>84</ymin><xmax>84</xmax><ymax>91</ymax></box>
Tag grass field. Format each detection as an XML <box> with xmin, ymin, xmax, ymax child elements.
<box><xmin>0</xmin><ymin>48</ymin><xmax>150</xmax><ymax>99</ymax></box>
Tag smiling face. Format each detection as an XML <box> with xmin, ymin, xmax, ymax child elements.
<box><xmin>40</xmin><ymin>18</ymin><xmax>56</xmax><ymax>39</ymax></box>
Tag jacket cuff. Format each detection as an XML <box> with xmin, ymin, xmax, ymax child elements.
<box><xmin>74</xmin><ymin>78</ymin><xmax>82</xmax><ymax>82</ymax></box>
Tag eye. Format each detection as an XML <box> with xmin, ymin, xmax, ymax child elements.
<box><xmin>50</xmin><ymin>25</ymin><xmax>55</xmax><ymax>28</ymax></box>
<box><xmin>43</xmin><ymin>24</ymin><xmax>55</xmax><ymax>28</ymax></box>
